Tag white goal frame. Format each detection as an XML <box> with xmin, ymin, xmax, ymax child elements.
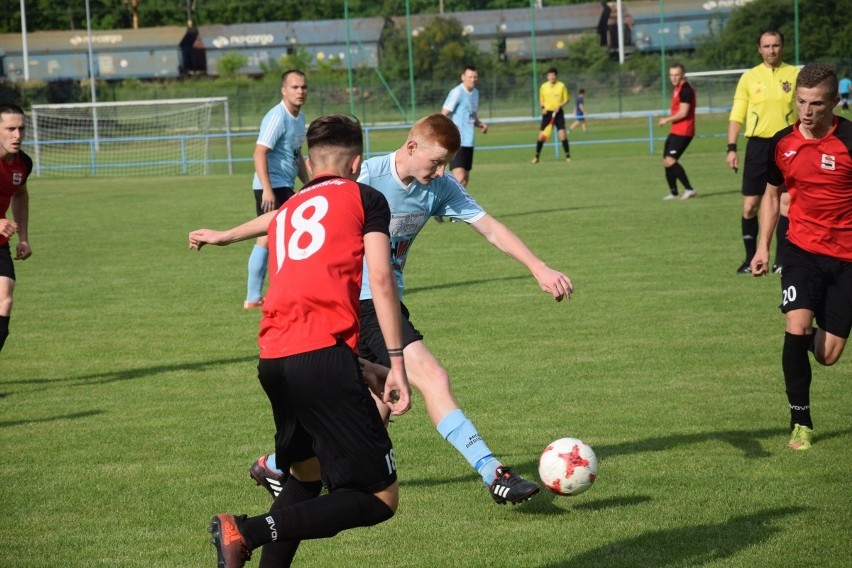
<box><xmin>29</xmin><ymin>97</ymin><xmax>233</xmax><ymax>177</ymax></box>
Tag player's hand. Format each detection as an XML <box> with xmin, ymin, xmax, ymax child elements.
<box><xmin>0</xmin><ymin>219</ymin><xmax>17</xmax><ymax>240</ymax></box>
<box><xmin>15</xmin><ymin>241</ymin><xmax>31</xmax><ymax>260</ymax></box>
<box><xmin>479</xmin><ymin>122</ymin><xmax>488</xmax><ymax>134</ymax></box>
<box><xmin>750</xmin><ymin>250</ymin><xmax>770</xmax><ymax>277</ymax></box>
<box><xmin>726</xmin><ymin>151</ymin><xmax>738</xmax><ymax>172</ymax></box>
<box><xmin>261</xmin><ymin>188</ymin><xmax>276</xmax><ymax>213</ymax></box>
<box><xmin>658</xmin><ymin>118</ymin><xmax>667</xmax><ymax>127</ymax></box>
<box><xmin>188</xmin><ymin>229</ymin><xmax>226</xmax><ymax>250</ymax></box>
<box><xmin>534</xmin><ymin>265</ymin><xmax>574</xmax><ymax>302</ymax></box>
<box><xmin>360</xmin><ymin>359</ymin><xmax>388</xmax><ymax>399</ymax></box>
<box><xmin>382</xmin><ymin>369</ymin><xmax>411</xmax><ymax>416</ymax></box>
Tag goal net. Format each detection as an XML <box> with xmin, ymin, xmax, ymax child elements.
<box><xmin>28</xmin><ymin>98</ymin><xmax>233</xmax><ymax>177</ymax></box>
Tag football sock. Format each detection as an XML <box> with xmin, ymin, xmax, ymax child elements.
<box><xmin>673</xmin><ymin>162</ymin><xmax>692</xmax><ymax>189</ymax></box>
<box><xmin>241</xmin><ymin>490</ymin><xmax>393</xmax><ymax>548</ymax></box>
<box><xmin>436</xmin><ymin>409</ymin><xmax>496</xmax><ymax>486</ymax></box>
<box><xmin>258</xmin><ymin>477</ymin><xmax>323</xmax><ymax>568</ymax></box>
<box><xmin>742</xmin><ymin>216</ymin><xmax>758</xmax><ymax>262</ymax></box>
<box><xmin>782</xmin><ymin>332</ymin><xmax>813</xmax><ymax>429</ymax></box>
<box><xmin>0</xmin><ymin>315</ymin><xmax>8</xmax><ymax>353</ymax></box>
<box><xmin>774</xmin><ymin>214</ymin><xmax>790</xmax><ymax>266</ymax></box>
<box><xmin>664</xmin><ymin>165</ymin><xmax>678</xmax><ymax>192</ymax></box>
<box><xmin>535</xmin><ymin>141</ymin><xmax>544</xmax><ymax>156</ymax></box>
<box><xmin>246</xmin><ymin>244</ymin><xmax>269</xmax><ymax>302</ymax></box>
<box><xmin>266</xmin><ymin>453</ymin><xmax>284</xmax><ymax>475</ymax></box>
<box><xmin>561</xmin><ymin>139</ymin><xmax>570</xmax><ymax>157</ymax></box>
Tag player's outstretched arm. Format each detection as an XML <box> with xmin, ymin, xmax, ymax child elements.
<box><xmin>188</xmin><ymin>211</ymin><xmax>275</xmax><ymax>251</ymax></box>
<box><xmin>364</xmin><ymin>231</ymin><xmax>411</xmax><ymax>416</ymax></box>
<box><xmin>10</xmin><ymin>185</ymin><xmax>30</xmax><ymax>260</ymax></box>
<box><xmin>470</xmin><ymin>214</ymin><xmax>574</xmax><ymax>302</ymax></box>
<box><xmin>750</xmin><ymin>183</ymin><xmax>782</xmax><ymax>276</ymax></box>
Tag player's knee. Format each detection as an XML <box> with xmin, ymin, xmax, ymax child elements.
<box><xmin>0</xmin><ymin>296</ymin><xmax>12</xmax><ymax>317</ymax></box>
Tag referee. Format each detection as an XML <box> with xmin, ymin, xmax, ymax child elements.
<box><xmin>726</xmin><ymin>30</ymin><xmax>798</xmax><ymax>275</ymax></box>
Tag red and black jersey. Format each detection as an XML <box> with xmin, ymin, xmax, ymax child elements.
<box><xmin>0</xmin><ymin>150</ymin><xmax>32</xmax><ymax>246</ymax></box>
<box><xmin>258</xmin><ymin>175</ymin><xmax>391</xmax><ymax>359</ymax></box>
<box><xmin>670</xmin><ymin>81</ymin><xmax>696</xmax><ymax>137</ymax></box>
<box><xmin>767</xmin><ymin>116</ymin><xmax>852</xmax><ymax>261</ymax></box>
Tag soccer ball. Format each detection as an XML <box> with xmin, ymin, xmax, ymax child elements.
<box><xmin>538</xmin><ymin>437</ymin><xmax>598</xmax><ymax>496</ymax></box>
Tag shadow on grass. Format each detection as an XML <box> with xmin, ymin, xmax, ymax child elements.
<box><xmin>405</xmin><ymin>274</ymin><xmax>528</xmax><ymax>296</ymax></box>
<box><xmin>537</xmin><ymin>506</ymin><xmax>806</xmax><ymax>568</ymax></box>
<box><xmin>497</xmin><ymin>205</ymin><xmax>607</xmax><ymax>219</ymax></box>
<box><xmin>0</xmin><ymin>409</ymin><xmax>105</xmax><ymax>429</ymax></box>
<box><xmin>0</xmin><ymin>355</ymin><xmax>257</xmax><ymax>394</ymax></box>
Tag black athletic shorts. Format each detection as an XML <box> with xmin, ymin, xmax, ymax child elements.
<box><xmin>742</xmin><ymin>137</ymin><xmax>772</xmax><ymax>196</ymax></box>
<box><xmin>450</xmin><ymin>146</ymin><xmax>474</xmax><ymax>172</ymax></box>
<box><xmin>257</xmin><ymin>341</ymin><xmax>398</xmax><ymax>494</ymax></box>
<box><xmin>0</xmin><ymin>244</ymin><xmax>14</xmax><ymax>281</ymax></box>
<box><xmin>663</xmin><ymin>134</ymin><xmax>692</xmax><ymax>160</ymax></box>
<box><xmin>253</xmin><ymin>187</ymin><xmax>295</xmax><ymax>216</ymax></box>
<box><xmin>780</xmin><ymin>243</ymin><xmax>852</xmax><ymax>339</ymax></box>
<box><xmin>540</xmin><ymin>109</ymin><xmax>566</xmax><ymax>131</ymax></box>
<box><xmin>358</xmin><ymin>299</ymin><xmax>424</xmax><ymax>368</ymax></box>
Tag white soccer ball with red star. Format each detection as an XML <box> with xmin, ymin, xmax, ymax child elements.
<box><xmin>538</xmin><ymin>437</ymin><xmax>598</xmax><ymax>496</ymax></box>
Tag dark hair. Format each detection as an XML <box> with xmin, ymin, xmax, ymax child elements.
<box><xmin>281</xmin><ymin>69</ymin><xmax>306</xmax><ymax>86</ymax></box>
<box><xmin>306</xmin><ymin>115</ymin><xmax>362</xmax><ymax>153</ymax></box>
<box><xmin>579</xmin><ymin>88</ymin><xmax>585</xmax><ymax>94</ymax></box>
<box><xmin>0</xmin><ymin>103</ymin><xmax>25</xmax><ymax>117</ymax></box>
<box><xmin>796</xmin><ymin>62</ymin><xmax>839</xmax><ymax>99</ymax></box>
<box><xmin>546</xmin><ymin>67</ymin><xmax>558</xmax><ymax>75</ymax></box>
<box><xmin>759</xmin><ymin>30</ymin><xmax>784</xmax><ymax>45</ymax></box>
<box><xmin>410</xmin><ymin>114</ymin><xmax>461</xmax><ymax>155</ymax></box>
<box><xmin>670</xmin><ymin>63</ymin><xmax>685</xmax><ymax>73</ymax></box>
<box><xmin>463</xmin><ymin>65</ymin><xmax>477</xmax><ymax>74</ymax></box>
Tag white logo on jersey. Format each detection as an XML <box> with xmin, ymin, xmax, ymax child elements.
<box><xmin>783</xmin><ymin>150</ymin><xmax>797</xmax><ymax>158</ymax></box>
<box><xmin>12</xmin><ymin>173</ymin><xmax>22</xmax><ymax>185</ymax></box>
<box><xmin>821</xmin><ymin>154</ymin><xmax>836</xmax><ymax>170</ymax></box>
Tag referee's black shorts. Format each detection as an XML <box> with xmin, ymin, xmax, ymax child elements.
<box><xmin>539</xmin><ymin>109</ymin><xmax>566</xmax><ymax>131</ymax></box>
<box><xmin>257</xmin><ymin>341</ymin><xmax>398</xmax><ymax>494</ymax></box>
<box><xmin>742</xmin><ymin>137</ymin><xmax>772</xmax><ymax>196</ymax></box>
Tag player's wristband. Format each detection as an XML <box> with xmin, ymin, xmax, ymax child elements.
<box><xmin>387</xmin><ymin>348</ymin><xmax>404</xmax><ymax>358</ymax></box>
<box><xmin>727</xmin><ymin>144</ymin><xmax>737</xmax><ymax>153</ymax></box>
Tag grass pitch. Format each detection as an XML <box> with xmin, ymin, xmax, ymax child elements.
<box><xmin>1</xmin><ymin>120</ymin><xmax>850</xmax><ymax>567</ymax></box>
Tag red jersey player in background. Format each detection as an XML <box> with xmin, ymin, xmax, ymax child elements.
<box><xmin>189</xmin><ymin>114</ymin><xmax>410</xmax><ymax>568</ymax></box>
<box><xmin>750</xmin><ymin>63</ymin><xmax>852</xmax><ymax>451</ymax></box>
<box><xmin>0</xmin><ymin>103</ymin><xmax>33</xmax><ymax>354</ymax></box>
<box><xmin>658</xmin><ymin>63</ymin><xmax>697</xmax><ymax>200</ymax></box>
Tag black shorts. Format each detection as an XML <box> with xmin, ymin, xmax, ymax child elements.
<box><xmin>358</xmin><ymin>299</ymin><xmax>424</xmax><ymax>367</ymax></box>
<box><xmin>780</xmin><ymin>243</ymin><xmax>852</xmax><ymax>339</ymax></box>
<box><xmin>540</xmin><ymin>109</ymin><xmax>566</xmax><ymax>131</ymax></box>
<box><xmin>258</xmin><ymin>341</ymin><xmax>397</xmax><ymax>493</ymax></box>
<box><xmin>0</xmin><ymin>244</ymin><xmax>14</xmax><ymax>281</ymax></box>
<box><xmin>450</xmin><ymin>146</ymin><xmax>474</xmax><ymax>172</ymax></box>
<box><xmin>663</xmin><ymin>134</ymin><xmax>692</xmax><ymax>160</ymax></box>
<box><xmin>742</xmin><ymin>137</ymin><xmax>772</xmax><ymax>196</ymax></box>
<box><xmin>253</xmin><ymin>187</ymin><xmax>295</xmax><ymax>216</ymax></box>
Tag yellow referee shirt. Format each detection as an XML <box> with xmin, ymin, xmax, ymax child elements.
<box><xmin>539</xmin><ymin>80</ymin><xmax>569</xmax><ymax>112</ymax></box>
<box><xmin>729</xmin><ymin>62</ymin><xmax>799</xmax><ymax>139</ymax></box>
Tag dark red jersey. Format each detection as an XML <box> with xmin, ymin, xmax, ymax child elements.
<box><xmin>670</xmin><ymin>81</ymin><xmax>696</xmax><ymax>137</ymax></box>
<box><xmin>258</xmin><ymin>175</ymin><xmax>391</xmax><ymax>359</ymax></box>
<box><xmin>0</xmin><ymin>150</ymin><xmax>32</xmax><ymax>246</ymax></box>
<box><xmin>767</xmin><ymin>116</ymin><xmax>852</xmax><ymax>261</ymax></box>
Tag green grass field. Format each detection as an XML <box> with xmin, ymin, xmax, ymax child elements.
<box><xmin>2</xmin><ymin>121</ymin><xmax>851</xmax><ymax>567</ymax></box>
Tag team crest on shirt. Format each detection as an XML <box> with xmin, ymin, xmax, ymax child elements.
<box><xmin>781</xmin><ymin>81</ymin><xmax>792</xmax><ymax>93</ymax></box>
<box><xmin>820</xmin><ymin>154</ymin><xmax>836</xmax><ymax>171</ymax></box>
<box><xmin>12</xmin><ymin>172</ymin><xmax>23</xmax><ymax>185</ymax></box>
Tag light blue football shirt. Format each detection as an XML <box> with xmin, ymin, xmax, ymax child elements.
<box><xmin>442</xmin><ymin>84</ymin><xmax>480</xmax><ymax>147</ymax></box>
<box><xmin>251</xmin><ymin>102</ymin><xmax>305</xmax><ymax>190</ymax></box>
<box><xmin>357</xmin><ymin>151</ymin><xmax>486</xmax><ymax>300</ymax></box>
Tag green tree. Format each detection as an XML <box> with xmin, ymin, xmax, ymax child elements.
<box><xmin>216</xmin><ymin>51</ymin><xmax>247</xmax><ymax>78</ymax></box>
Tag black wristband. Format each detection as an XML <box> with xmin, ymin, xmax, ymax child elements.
<box><xmin>387</xmin><ymin>348</ymin><xmax>404</xmax><ymax>358</ymax></box>
<box><xmin>727</xmin><ymin>143</ymin><xmax>737</xmax><ymax>153</ymax></box>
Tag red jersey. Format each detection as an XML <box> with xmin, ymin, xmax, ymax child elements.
<box><xmin>0</xmin><ymin>150</ymin><xmax>33</xmax><ymax>246</ymax></box>
<box><xmin>767</xmin><ymin>116</ymin><xmax>852</xmax><ymax>261</ymax></box>
<box><xmin>670</xmin><ymin>81</ymin><xmax>696</xmax><ymax>137</ymax></box>
<box><xmin>258</xmin><ymin>175</ymin><xmax>391</xmax><ymax>359</ymax></box>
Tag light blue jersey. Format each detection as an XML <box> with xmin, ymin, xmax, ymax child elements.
<box><xmin>251</xmin><ymin>102</ymin><xmax>305</xmax><ymax>189</ymax></box>
<box><xmin>442</xmin><ymin>84</ymin><xmax>480</xmax><ymax>147</ymax></box>
<box><xmin>840</xmin><ymin>77</ymin><xmax>851</xmax><ymax>96</ymax></box>
<box><xmin>358</xmin><ymin>151</ymin><xmax>486</xmax><ymax>300</ymax></box>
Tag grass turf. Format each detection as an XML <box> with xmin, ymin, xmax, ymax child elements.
<box><xmin>1</xmin><ymin>120</ymin><xmax>850</xmax><ymax>567</ymax></box>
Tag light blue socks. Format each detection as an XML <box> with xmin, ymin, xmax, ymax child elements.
<box><xmin>437</xmin><ymin>409</ymin><xmax>500</xmax><ymax>485</ymax></box>
<box><xmin>246</xmin><ymin>244</ymin><xmax>269</xmax><ymax>302</ymax></box>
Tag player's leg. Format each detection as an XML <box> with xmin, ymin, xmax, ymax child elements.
<box><xmin>246</xmin><ymin>188</ymin><xmax>294</xmax><ymax>308</ymax></box>
<box><xmin>811</xmin><ymin>257</ymin><xmax>851</xmax><ymax>366</ymax></box>
<box><xmin>0</xmin><ymin>245</ymin><xmax>16</xmax><ymax>353</ymax></box>
<box><xmin>532</xmin><ymin>112</ymin><xmax>551</xmax><ymax>163</ymax></box>
<box><xmin>555</xmin><ymin>112</ymin><xmax>570</xmax><ymax>161</ymax></box>
<box><xmin>450</xmin><ymin>147</ymin><xmax>472</xmax><ymax>187</ymax></box>
<box><xmin>773</xmin><ymin>193</ymin><xmax>791</xmax><ymax>273</ymax></box>
<box><xmin>739</xmin><ymin>139</ymin><xmax>770</xmax><ymax>274</ymax></box>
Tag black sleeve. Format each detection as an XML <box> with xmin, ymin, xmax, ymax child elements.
<box><xmin>835</xmin><ymin>116</ymin><xmax>852</xmax><ymax>157</ymax></box>
<box><xmin>678</xmin><ymin>83</ymin><xmax>695</xmax><ymax>105</ymax></box>
<box><xmin>766</xmin><ymin>127</ymin><xmax>793</xmax><ymax>188</ymax></box>
<box><xmin>20</xmin><ymin>151</ymin><xmax>33</xmax><ymax>178</ymax></box>
<box><xmin>359</xmin><ymin>183</ymin><xmax>391</xmax><ymax>237</ymax></box>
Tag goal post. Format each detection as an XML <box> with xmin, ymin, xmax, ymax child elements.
<box><xmin>28</xmin><ymin>97</ymin><xmax>233</xmax><ymax>177</ymax></box>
